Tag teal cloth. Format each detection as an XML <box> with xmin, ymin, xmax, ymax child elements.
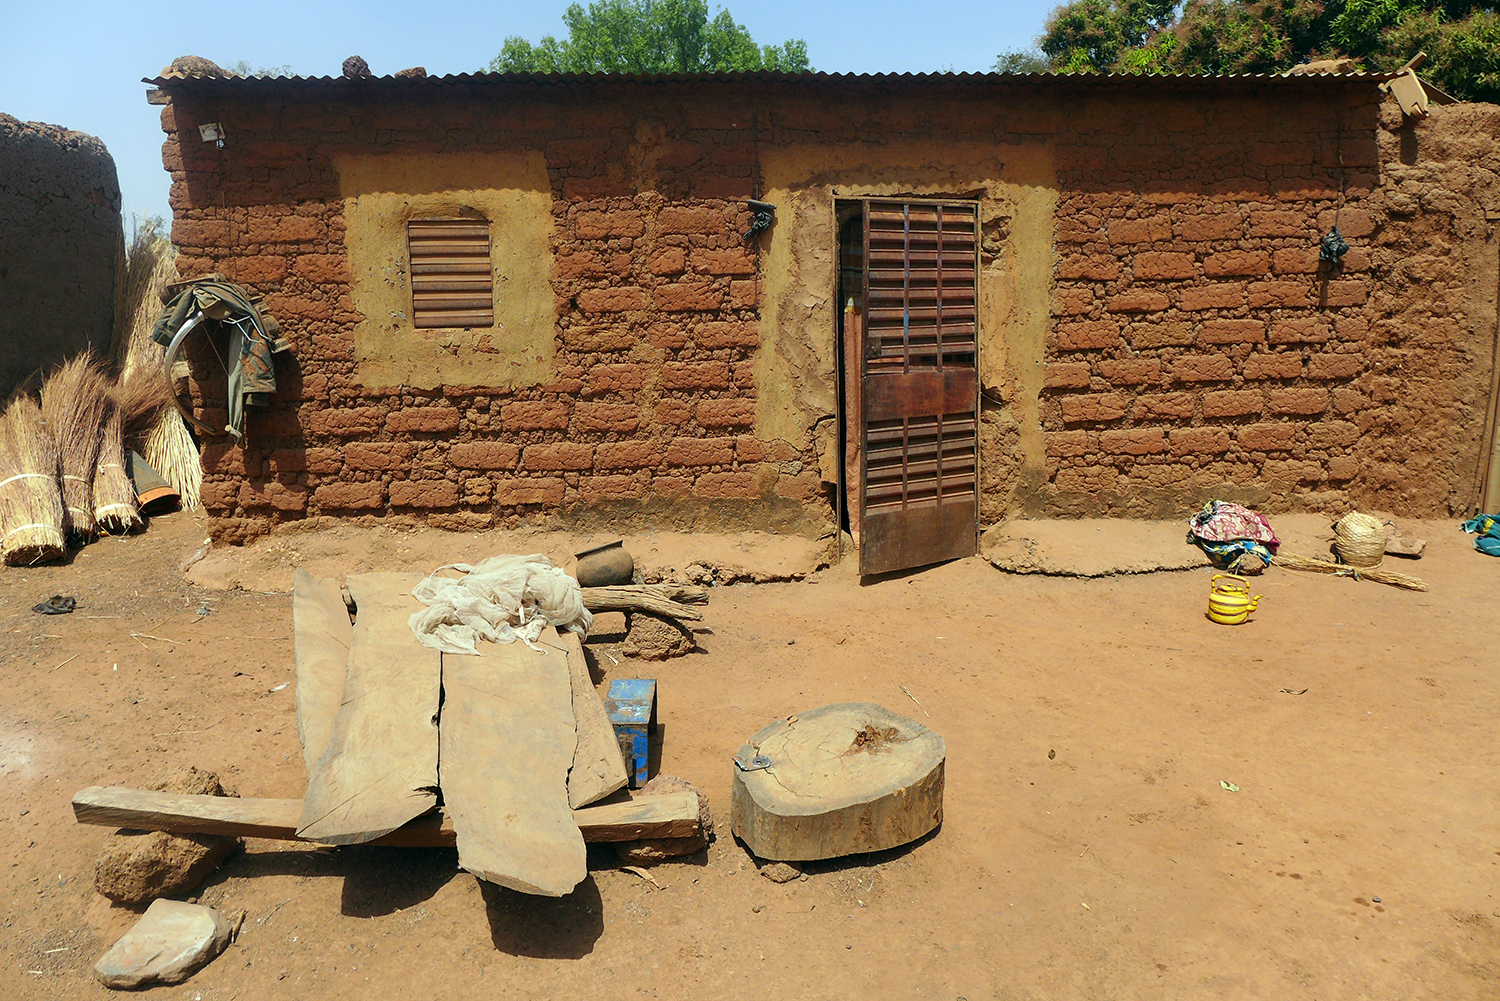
<box><xmin>1460</xmin><ymin>513</ymin><xmax>1500</xmax><ymax>557</ymax></box>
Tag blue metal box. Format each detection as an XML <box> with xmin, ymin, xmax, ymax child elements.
<box><xmin>605</xmin><ymin>678</ymin><xmax>657</xmax><ymax>789</ymax></box>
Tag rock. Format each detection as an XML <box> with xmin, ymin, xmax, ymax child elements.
<box><xmin>394</xmin><ymin>66</ymin><xmax>428</xmax><ymax>79</ymax></box>
<box><xmin>576</xmin><ymin>543</ymin><xmax>634</xmax><ymax>586</ymax></box>
<box><xmin>622</xmin><ymin>612</ymin><xmax>694</xmax><ymax>660</ymax></box>
<box><xmin>94</xmin><ymin>766</ymin><xmax>242</xmax><ymax>904</ymax></box>
<box><xmin>760</xmin><ymin>861</ymin><xmax>803</xmax><ymax>883</ymax></box>
<box><xmin>160</xmin><ymin>56</ymin><xmax>231</xmax><ymax>79</ymax></box>
<box><xmin>342</xmin><ymin>55</ymin><xmax>372</xmax><ymax>79</ymax></box>
<box><xmin>94</xmin><ymin>899</ymin><xmax>234</xmax><ymax>988</ymax></box>
<box><xmin>613</xmin><ymin>775</ymin><xmax>713</xmax><ymax>863</ymax></box>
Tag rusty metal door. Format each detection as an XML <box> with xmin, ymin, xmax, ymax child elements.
<box><xmin>858</xmin><ymin>199</ymin><xmax>979</xmax><ymax>576</ymax></box>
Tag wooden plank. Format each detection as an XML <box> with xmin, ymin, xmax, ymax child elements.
<box><xmin>439</xmin><ymin>625</ymin><xmax>586</xmax><ymax>897</ymax></box>
<box><xmin>556</xmin><ymin>629</ymin><xmax>629</xmax><ymax>809</ymax></box>
<box><xmin>71</xmin><ymin>787</ymin><xmax>701</xmax><ymax>845</ymax></box>
<box><xmin>297</xmin><ymin>573</ymin><xmax>440</xmax><ymax>845</ymax></box>
<box><xmin>292</xmin><ymin>569</ymin><xmax>351</xmax><ymax>779</ymax></box>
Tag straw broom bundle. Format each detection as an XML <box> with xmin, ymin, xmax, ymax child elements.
<box><xmin>40</xmin><ymin>356</ymin><xmax>111</xmax><ymax>546</ymax></box>
<box><xmin>1272</xmin><ymin>512</ymin><xmax>1429</xmax><ymax>591</ymax></box>
<box><xmin>0</xmin><ymin>396</ymin><xmax>66</xmax><ymax>566</ymax></box>
<box><xmin>115</xmin><ymin>223</ymin><xmax>201</xmax><ymax>511</ymax></box>
<box><xmin>92</xmin><ymin>389</ymin><xmax>142</xmax><ymax>534</ymax></box>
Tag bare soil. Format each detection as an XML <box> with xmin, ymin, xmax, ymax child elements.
<box><xmin>2</xmin><ymin>510</ymin><xmax>1498</xmax><ymax>1000</ymax></box>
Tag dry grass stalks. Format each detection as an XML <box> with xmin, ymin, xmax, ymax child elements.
<box><xmin>0</xmin><ymin>396</ymin><xmax>65</xmax><ymax>566</ymax></box>
<box><xmin>1272</xmin><ymin>552</ymin><xmax>1429</xmax><ymax>592</ymax></box>
<box><xmin>40</xmin><ymin>356</ymin><xmax>111</xmax><ymax>545</ymax></box>
<box><xmin>113</xmin><ymin>223</ymin><xmax>201</xmax><ymax>510</ymax></box>
<box><xmin>93</xmin><ymin>391</ymin><xmax>142</xmax><ymax>534</ymax></box>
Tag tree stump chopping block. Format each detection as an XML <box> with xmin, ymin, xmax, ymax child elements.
<box><xmin>730</xmin><ymin>703</ymin><xmax>945</xmax><ymax>862</ymax></box>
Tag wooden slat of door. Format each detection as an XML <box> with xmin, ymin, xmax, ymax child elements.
<box><xmin>407</xmin><ymin>219</ymin><xmax>494</xmax><ymax>329</ymax></box>
<box><xmin>859</xmin><ymin>200</ymin><xmax>979</xmax><ymax>576</ymax></box>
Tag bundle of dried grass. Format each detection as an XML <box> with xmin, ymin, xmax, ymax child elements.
<box><xmin>92</xmin><ymin>391</ymin><xmax>142</xmax><ymax>534</ymax></box>
<box><xmin>1273</xmin><ymin>513</ymin><xmax>1430</xmax><ymax>592</ymax></box>
<box><xmin>0</xmin><ymin>396</ymin><xmax>65</xmax><ymax>566</ymax></box>
<box><xmin>40</xmin><ymin>356</ymin><xmax>111</xmax><ymax>545</ymax></box>
<box><xmin>1272</xmin><ymin>552</ymin><xmax>1429</xmax><ymax>591</ymax></box>
<box><xmin>113</xmin><ymin>223</ymin><xmax>202</xmax><ymax>510</ymax></box>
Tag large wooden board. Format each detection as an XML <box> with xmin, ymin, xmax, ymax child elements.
<box><xmin>297</xmin><ymin>573</ymin><xmax>440</xmax><ymax>845</ymax></box>
<box><xmin>292</xmin><ymin>569</ymin><xmax>351</xmax><ymax>778</ymax></box>
<box><xmin>556</xmin><ymin>629</ymin><xmax>629</xmax><ymax>809</ymax></box>
<box><xmin>72</xmin><ymin>787</ymin><xmax>701</xmax><ymax>845</ymax></box>
<box><xmin>440</xmin><ymin>625</ymin><xmax>586</xmax><ymax>896</ymax></box>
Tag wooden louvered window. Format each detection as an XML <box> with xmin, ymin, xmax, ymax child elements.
<box><xmin>407</xmin><ymin>218</ymin><xmax>494</xmax><ymax>329</ymax></box>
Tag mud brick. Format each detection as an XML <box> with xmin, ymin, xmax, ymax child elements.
<box><xmin>564</xmin><ymin>325</ymin><xmax>637</xmax><ymax>352</ymax></box>
<box><xmin>1318</xmin><ymin>207</ymin><xmax>1375</xmax><ymax>238</ymax></box>
<box><xmin>1327</xmin><ymin>456</ymin><xmax>1359</xmax><ymax>481</ymax></box>
<box><xmin>1169</xmin><ymin>428</ymin><xmax>1231</xmax><ymax>455</ymax></box>
<box><xmin>171</xmin><ymin>219</ymin><xmax>230</xmax><ymax>245</ymax></box>
<box><xmin>1271</xmin><ymin>248</ymin><xmax>1321</xmax><ymax>275</ymax></box>
<box><xmin>293</xmin><ymin>254</ymin><xmax>349</xmax><ymax>283</ymax></box>
<box><xmin>389</xmin><ymin>479</ymin><xmax>461</xmax><ymax>508</ymax></box>
<box><xmin>1237</xmin><ymin>423</ymin><xmax>1297</xmax><ymax>451</ymax></box>
<box><xmin>261</xmin><ymin>215</ymin><xmax>324</xmax><ymax>243</ymax></box>
<box><xmin>346</xmin><ymin>442</ymin><xmax>417</xmax><ymax>470</ymax></box>
<box><xmin>690</xmin><ymin>247</ymin><xmax>755</xmax><ymax>275</ymax></box>
<box><xmin>1323</xmin><ymin>280</ymin><xmax>1368</xmax><ymax>307</ymax></box>
<box><xmin>313</xmin><ymin>480</ymin><xmax>384</xmax><ymax>509</ymax></box>
<box><xmin>655</xmin><ymin>282</ymin><xmax>723</xmax><ymax>311</ymax></box>
<box><xmin>1242</xmin><ymin>353</ymin><xmax>1304</xmax><ymax>380</ymax></box>
<box><xmin>229</xmin><ymin>256</ymin><xmax>290</xmax><ymax>283</ymax></box>
<box><xmin>775</xmin><ymin>471</ymin><xmax>822</xmax><ymax>500</ymax></box>
<box><xmin>1044</xmin><ymin>430</ymin><xmax>1093</xmax><ymax>457</ymax></box>
<box><xmin>200</xmin><ymin>480</ymin><xmax>239</xmax><ymax>509</ymax></box>
<box><xmin>577</xmin><ymin>402</ymin><xmax>641</xmax><ymax>432</ymax></box>
<box><xmin>1203</xmin><ymin>250</ymin><xmax>1270</xmax><ymax>277</ymax></box>
<box><xmin>1100</xmin><ymin>428</ymin><xmax>1167</xmax><ymax>455</ymax></box>
<box><xmin>1178</xmin><ymin>283</ymin><xmax>1245</xmax><ymax>310</ymax></box>
<box><xmin>502</xmin><ymin>400</ymin><xmax>571</xmax><ymax>430</ymax></box>
<box><xmin>1247</xmin><ymin>211</ymin><xmax>1307</xmax><ymax>237</ymax></box>
<box><xmin>494</xmin><ymin>477</ymin><xmax>567</xmax><ymax>505</ymax></box>
<box><xmin>1305</xmin><ymin>420</ymin><xmax>1360</xmax><ymax>448</ymax></box>
<box><xmin>696</xmin><ymin>399</ymin><xmax>756</xmax><ymax>427</ymax></box>
<box><xmin>575</xmin><ymin>208</ymin><xmax>644</xmax><ymax>239</ymax></box>
<box><xmin>1133</xmin><ymin>393</ymin><xmax>1199</xmax><ymax>420</ymax></box>
<box><xmin>1175</xmin><ymin>213</ymin><xmax>1243</xmax><ymax>241</ymax></box>
<box><xmin>1199</xmin><ymin>319</ymin><xmax>1266</xmax><ymax>345</ymax></box>
<box><xmin>580</xmin><ymin>475</ymin><xmax>646</xmax><ymax>502</ymax></box>
<box><xmin>522</xmin><ymin>442</ymin><xmax>595</xmax><ymax>470</ymax></box>
<box><xmin>1133</xmin><ymin>252</ymin><xmax>1195</xmax><ymax>280</ymax></box>
<box><xmin>736</xmin><ymin>436</ymin><xmax>798</xmax><ymax>463</ymax></box>
<box><xmin>1248</xmin><ymin>281</ymin><xmax>1313</xmax><ymax>309</ymax></box>
<box><xmin>1202</xmin><ymin>390</ymin><xmax>1265</xmax><ymax>418</ymax></box>
<box><xmin>1332</xmin><ymin>389</ymin><xmax>1371</xmax><ymax>414</ymax></box>
<box><xmin>654</xmin><ymin>399</ymin><xmax>694</xmax><ymax>425</ymax></box>
<box><xmin>578</xmin><ymin>287</ymin><xmax>647</xmax><ymax>312</ymax></box>
<box><xmin>694</xmin><ymin>320</ymin><xmax>758</xmax><ymax>348</ymax></box>
<box><xmin>450</xmin><ymin>442</ymin><xmax>521</xmax><ymax>469</ymax></box>
<box><xmin>1128</xmin><ymin>320</ymin><xmax>1195</xmax><ymax>349</ymax></box>
<box><xmin>1270</xmin><ymin>317</ymin><xmax>1330</xmax><ymax>344</ymax></box>
<box><xmin>1097</xmin><ymin>359</ymin><xmax>1160</xmax><ymax>386</ymax></box>
<box><xmin>596</xmin><ymin>440</ymin><xmax>661</xmax><ymax>469</ymax></box>
<box><xmin>727</xmin><ymin>279</ymin><xmax>758</xmax><ymax>308</ymax></box>
<box><xmin>693</xmin><ymin>471</ymin><xmax>758</xmax><ymax>498</ymax></box>
<box><xmin>1055</xmin><ymin>319</ymin><xmax>1120</xmax><ymax>351</ymax></box>
<box><xmin>1051</xmin><ymin>287</ymin><xmax>1095</xmax><ymax>316</ymax></box>
<box><xmin>1306</xmin><ymin>354</ymin><xmax>1364</xmax><ymax>380</ymax></box>
<box><xmin>200</xmin><ymin>443</ymin><xmax>246</xmax><ymax>475</ymax></box>
<box><xmin>239</xmin><ymin>480</ymin><xmax>308</xmax><ymax>512</ymax></box>
<box><xmin>1060</xmin><ymin>393</ymin><xmax>1127</xmax><ymax>423</ymax></box>
<box><xmin>662</xmin><ymin>361</ymin><xmax>730</xmax><ymax>390</ymax></box>
<box><xmin>307</xmin><ymin>407</ymin><xmax>383</xmax><ymax>436</ymax></box>
<box><xmin>584</xmin><ymin>364</ymin><xmax>648</xmax><ymax>395</ymax></box>
<box><xmin>1268</xmin><ymin>388</ymin><xmax>1329</xmax><ymax>415</ymax></box>
<box><xmin>555</xmin><ymin>250</ymin><xmax>631</xmax><ymax>281</ymax></box>
<box><xmin>665</xmin><ymin>436</ymin><xmax>735</xmax><ymax>466</ymax></box>
<box><xmin>1108</xmin><ymin>217</ymin><xmax>1172</xmax><ymax>244</ymax></box>
<box><xmin>1057</xmin><ymin>255</ymin><xmax>1123</xmax><ymax>281</ymax></box>
<box><xmin>386</xmin><ymin>406</ymin><xmax>461</xmax><ymax>433</ymax></box>
<box><xmin>657</xmin><ymin>205</ymin><xmax>729</xmax><ymax>234</ymax></box>
<box><xmin>1172</xmin><ymin>356</ymin><xmax>1234</xmax><ymax>382</ymax></box>
<box><xmin>648</xmin><ymin>246</ymin><xmax>687</xmax><ymax>274</ymax></box>
<box><xmin>1043</xmin><ymin>363</ymin><xmax>1092</xmax><ymax>390</ymax></box>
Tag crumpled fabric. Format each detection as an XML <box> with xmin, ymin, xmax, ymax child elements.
<box><xmin>407</xmin><ymin>554</ymin><xmax>592</xmax><ymax>655</ymax></box>
<box><xmin>1460</xmin><ymin>513</ymin><xmax>1500</xmax><ymax>557</ymax></box>
<box><xmin>1186</xmin><ymin>500</ymin><xmax>1280</xmax><ymax>551</ymax></box>
<box><xmin>1193</xmin><ymin>538</ymin><xmax>1274</xmax><ymax>571</ymax></box>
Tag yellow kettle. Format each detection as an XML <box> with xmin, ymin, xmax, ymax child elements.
<box><xmin>1208</xmin><ymin>574</ymin><xmax>1262</xmax><ymax>625</ymax></box>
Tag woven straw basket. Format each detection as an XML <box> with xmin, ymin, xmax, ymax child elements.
<box><xmin>1333</xmin><ymin>512</ymin><xmax>1387</xmax><ymax>568</ymax></box>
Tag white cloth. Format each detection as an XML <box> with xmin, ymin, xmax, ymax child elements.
<box><xmin>407</xmin><ymin>553</ymin><xmax>592</xmax><ymax>655</ymax></box>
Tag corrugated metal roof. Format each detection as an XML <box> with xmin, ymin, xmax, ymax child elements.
<box><xmin>143</xmin><ymin>68</ymin><xmax>1399</xmax><ymax>87</ymax></box>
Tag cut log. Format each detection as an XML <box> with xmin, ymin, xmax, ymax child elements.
<box><xmin>72</xmin><ymin>787</ymin><xmax>701</xmax><ymax>845</ymax></box>
<box><xmin>439</xmin><ymin>625</ymin><xmax>585</xmax><ymax>897</ymax></box>
<box><xmin>556</xmin><ymin>629</ymin><xmax>629</xmax><ymax>809</ymax></box>
<box><xmin>580</xmin><ymin>584</ymin><xmax>706</xmax><ymax>621</ymax></box>
<box><xmin>292</xmin><ymin>569</ymin><xmax>351</xmax><ymax>777</ymax></box>
<box><xmin>298</xmin><ymin>573</ymin><xmax>440</xmax><ymax>845</ymax></box>
<box><xmin>730</xmin><ymin>702</ymin><xmax>945</xmax><ymax>862</ymax></box>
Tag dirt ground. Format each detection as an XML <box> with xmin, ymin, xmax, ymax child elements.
<box><xmin>2</xmin><ymin>510</ymin><xmax>1498</xmax><ymax>1000</ymax></box>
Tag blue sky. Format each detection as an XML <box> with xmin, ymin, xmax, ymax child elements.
<box><xmin>2</xmin><ymin>0</ymin><xmax>1056</xmax><ymax>226</ymax></box>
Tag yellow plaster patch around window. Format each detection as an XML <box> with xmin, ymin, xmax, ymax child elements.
<box><xmin>335</xmin><ymin>150</ymin><xmax>555</xmax><ymax>390</ymax></box>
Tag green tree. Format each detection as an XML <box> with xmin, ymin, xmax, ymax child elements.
<box><xmin>1015</xmin><ymin>0</ymin><xmax>1500</xmax><ymax>102</ymax></box>
<box><xmin>489</xmin><ymin>0</ymin><xmax>811</xmax><ymax>73</ymax></box>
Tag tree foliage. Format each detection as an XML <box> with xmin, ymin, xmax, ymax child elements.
<box><xmin>1000</xmin><ymin>0</ymin><xmax>1500</xmax><ymax>102</ymax></box>
<box><xmin>489</xmin><ymin>0</ymin><xmax>810</xmax><ymax>74</ymax></box>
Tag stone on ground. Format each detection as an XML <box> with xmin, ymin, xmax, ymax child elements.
<box><xmin>760</xmin><ymin>861</ymin><xmax>803</xmax><ymax>883</ymax></box>
<box><xmin>94</xmin><ymin>766</ymin><xmax>242</xmax><ymax>904</ymax></box>
<box><xmin>614</xmin><ymin>774</ymin><xmax>714</xmax><ymax>862</ymax></box>
<box><xmin>94</xmin><ymin>899</ymin><xmax>235</xmax><ymax>988</ymax></box>
<box><xmin>622</xmin><ymin>612</ymin><xmax>694</xmax><ymax>659</ymax></box>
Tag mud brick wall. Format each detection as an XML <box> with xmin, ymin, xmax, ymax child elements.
<box><xmin>155</xmin><ymin>76</ymin><xmax>1498</xmax><ymax>540</ymax></box>
<box><xmin>1038</xmin><ymin>98</ymin><xmax>1498</xmax><ymax>517</ymax></box>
